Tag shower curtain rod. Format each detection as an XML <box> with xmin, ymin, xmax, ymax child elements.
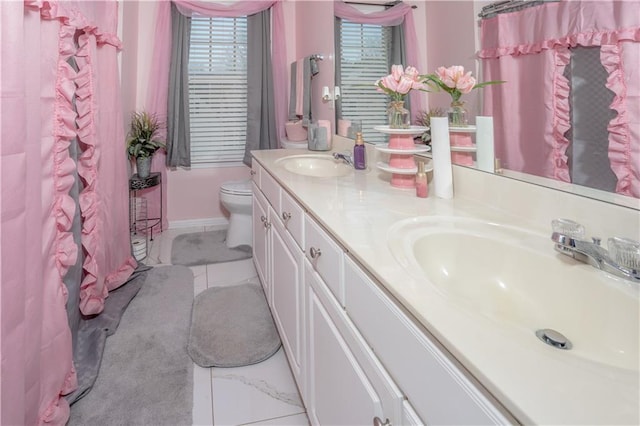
<box><xmin>344</xmin><ymin>1</ymin><xmax>417</xmax><ymax>9</ymax></box>
<box><xmin>478</xmin><ymin>0</ymin><xmax>558</xmax><ymax>18</ymax></box>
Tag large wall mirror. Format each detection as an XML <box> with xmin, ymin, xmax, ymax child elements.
<box><xmin>333</xmin><ymin>0</ymin><xmax>640</xmax><ymax>209</ymax></box>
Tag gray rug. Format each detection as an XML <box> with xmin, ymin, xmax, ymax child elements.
<box><xmin>188</xmin><ymin>281</ymin><xmax>281</xmax><ymax>368</ymax></box>
<box><xmin>69</xmin><ymin>265</ymin><xmax>194</xmax><ymax>425</ymax></box>
<box><xmin>65</xmin><ymin>267</ymin><xmax>149</xmax><ymax>406</ymax></box>
<box><xmin>171</xmin><ymin>230</ymin><xmax>252</xmax><ymax>266</ymax></box>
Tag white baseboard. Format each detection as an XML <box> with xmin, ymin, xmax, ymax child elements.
<box><xmin>168</xmin><ymin>217</ymin><xmax>229</xmax><ymax>229</ymax></box>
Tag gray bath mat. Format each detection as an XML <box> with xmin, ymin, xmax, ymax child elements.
<box><xmin>69</xmin><ymin>265</ymin><xmax>194</xmax><ymax>425</ymax></box>
<box><xmin>188</xmin><ymin>282</ymin><xmax>281</xmax><ymax>368</ymax></box>
<box><xmin>171</xmin><ymin>230</ymin><xmax>252</xmax><ymax>266</ymax></box>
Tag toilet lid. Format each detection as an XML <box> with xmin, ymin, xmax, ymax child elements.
<box><xmin>220</xmin><ymin>179</ymin><xmax>252</xmax><ymax>196</ymax></box>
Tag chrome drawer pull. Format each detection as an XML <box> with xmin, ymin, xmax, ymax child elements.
<box><xmin>264</xmin><ymin>221</ymin><xmax>271</xmax><ymax>230</ymax></box>
<box><xmin>250</xmin><ymin>170</ymin><xmax>257</xmax><ymax>176</ymax></box>
<box><xmin>260</xmin><ymin>215</ymin><xmax>267</xmax><ymax>223</ymax></box>
<box><xmin>309</xmin><ymin>247</ymin><xmax>322</xmax><ymax>259</ymax></box>
<box><xmin>373</xmin><ymin>417</ymin><xmax>390</xmax><ymax>426</ymax></box>
<box><xmin>282</xmin><ymin>211</ymin><xmax>292</xmax><ymax>221</ymax></box>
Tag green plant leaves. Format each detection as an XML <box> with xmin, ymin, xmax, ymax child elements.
<box><xmin>126</xmin><ymin>111</ymin><xmax>165</xmax><ymax>159</ymax></box>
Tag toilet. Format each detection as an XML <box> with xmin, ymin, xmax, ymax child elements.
<box><xmin>280</xmin><ymin>137</ymin><xmax>308</xmax><ymax>149</ymax></box>
<box><xmin>219</xmin><ymin>179</ymin><xmax>253</xmax><ymax>248</ymax></box>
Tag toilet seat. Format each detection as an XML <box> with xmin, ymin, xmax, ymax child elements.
<box><xmin>220</xmin><ymin>179</ymin><xmax>252</xmax><ymax>196</ymax></box>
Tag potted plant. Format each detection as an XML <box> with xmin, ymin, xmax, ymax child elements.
<box><xmin>415</xmin><ymin>108</ymin><xmax>446</xmax><ymax>144</ymax></box>
<box><xmin>126</xmin><ymin>111</ymin><xmax>165</xmax><ymax>178</ymax></box>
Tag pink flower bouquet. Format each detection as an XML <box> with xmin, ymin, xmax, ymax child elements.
<box><xmin>375</xmin><ymin>64</ymin><xmax>427</xmax><ymax>101</ymax></box>
<box><xmin>421</xmin><ymin>65</ymin><xmax>504</xmax><ymax>103</ymax></box>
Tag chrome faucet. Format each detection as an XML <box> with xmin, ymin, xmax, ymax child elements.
<box><xmin>551</xmin><ymin>219</ymin><xmax>640</xmax><ymax>282</ymax></box>
<box><xmin>333</xmin><ymin>151</ymin><xmax>354</xmax><ymax>166</ymax></box>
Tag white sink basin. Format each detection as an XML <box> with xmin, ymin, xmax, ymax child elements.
<box><xmin>388</xmin><ymin>216</ymin><xmax>640</xmax><ymax>372</ymax></box>
<box><xmin>275</xmin><ymin>154</ymin><xmax>353</xmax><ymax>177</ymax></box>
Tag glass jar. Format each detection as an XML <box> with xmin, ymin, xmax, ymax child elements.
<box><xmin>387</xmin><ymin>100</ymin><xmax>410</xmax><ymax>129</ymax></box>
<box><xmin>448</xmin><ymin>100</ymin><xmax>468</xmax><ymax>126</ymax></box>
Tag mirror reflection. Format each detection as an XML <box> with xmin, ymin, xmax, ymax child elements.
<box><xmin>334</xmin><ymin>0</ymin><xmax>640</xmax><ymax>205</ymax></box>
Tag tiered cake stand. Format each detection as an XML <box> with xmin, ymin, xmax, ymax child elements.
<box><xmin>373</xmin><ymin>125</ymin><xmax>433</xmax><ymax>188</ymax></box>
<box><xmin>449</xmin><ymin>125</ymin><xmax>477</xmax><ymax>166</ymax></box>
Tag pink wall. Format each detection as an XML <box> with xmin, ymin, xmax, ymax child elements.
<box><xmin>167</xmin><ymin>166</ymin><xmax>250</xmax><ymax>222</ymax></box>
<box><xmin>295</xmin><ymin>1</ymin><xmax>337</xmax><ymax>131</ymax></box>
<box><xmin>425</xmin><ymin>1</ymin><xmax>480</xmax><ymax>120</ymax></box>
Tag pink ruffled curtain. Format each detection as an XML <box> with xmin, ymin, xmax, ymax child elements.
<box><xmin>1</xmin><ymin>1</ymin><xmax>135</xmax><ymax>424</ymax></box>
<box><xmin>480</xmin><ymin>0</ymin><xmax>640</xmax><ymax>197</ymax></box>
<box><xmin>145</xmin><ymin>0</ymin><xmax>286</xmax><ymax>229</ymax></box>
<box><xmin>334</xmin><ymin>1</ymin><xmax>420</xmax><ymax>120</ymax></box>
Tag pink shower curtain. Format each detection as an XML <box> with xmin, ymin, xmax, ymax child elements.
<box><xmin>480</xmin><ymin>0</ymin><xmax>640</xmax><ymax>197</ymax></box>
<box><xmin>1</xmin><ymin>1</ymin><xmax>135</xmax><ymax>424</ymax></box>
<box><xmin>145</xmin><ymin>0</ymin><xmax>286</xmax><ymax>229</ymax></box>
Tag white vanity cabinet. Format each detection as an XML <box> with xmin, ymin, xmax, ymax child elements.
<box><xmin>343</xmin><ymin>255</ymin><xmax>515</xmax><ymax>425</ymax></box>
<box><xmin>252</xmin><ymin>163</ymin><xmax>305</xmax><ymax>388</ymax></box>
<box><xmin>304</xmin><ymin>214</ymin><xmax>345</xmax><ymax>306</ymax></box>
<box><xmin>305</xmin><ymin>260</ymin><xmax>404</xmax><ymax>426</ymax></box>
<box><xmin>251</xmin><ymin>182</ymin><xmax>270</xmax><ymax>294</ymax></box>
<box><xmin>253</xmin><ymin>160</ymin><xmax>513</xmax><ymax>426</ymax></box>
<box><xmin>270</xmin><ymin>213</ymin><xmax>304</xmax><ymax>384</ymax></box>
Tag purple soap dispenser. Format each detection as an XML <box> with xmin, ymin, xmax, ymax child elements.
<box><xmin>354</xmin><ymin>132</ymin><xmax>366</xmax><ymax>170</ymax></box>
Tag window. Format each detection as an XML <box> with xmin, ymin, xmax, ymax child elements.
<box><xmin>337</xmin><ymin>20</ymin><xmax>391</xmax><ymax>144</ymax></box>
<box><xmin>189</xmin><ymin>15</ymin><xmax>247</xmax><ymax>165</ymax></box>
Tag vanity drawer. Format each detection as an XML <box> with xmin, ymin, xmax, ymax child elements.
<box><xmin>343</xmin><ymin>255</ymin><xmax>513</xmax><ymax>426</ymax></box>
<box><xmin>260</xmin><ymin>168</ymin><xmax>280</xmax><ymax>209</ymax></box>
<box><xmin>280</xmin><ymin>189</ymin><xmax>305</xmax><ymax>250</ymax></box>
<box><xmin>251</xmin><ymin>161</ymin><xmax>261</xmax><ymax>186</ymax></box>
<box><xmin>304</xmin><ymin>214</ymin><xmax>344</xmax><ymax>306</ymax></box>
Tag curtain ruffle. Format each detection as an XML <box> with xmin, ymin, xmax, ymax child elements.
<box><xmin>74</xmin><ymin>31</ymin><xmax>105</xmax><ymax>316</ymax></box>
<box><xmin>600</xmin><ymin>44</ymin><xmax>633</xmax><ymax>196</ymax></box>
<box><xmin>479</xmin><ymin>27</ymin><xmax>640</xmax><ymax>59</ymax></box>
<box><xmin>36</xmin><ymin>0</ymin><xmax>122</xmax><ymax>49</ymax></box>
<box><xmin>105</xmin><ymin>256</ymin><xmax>138</xmax><ymax>291</ymax></box>
<box><xmin>52</xmin><ymin>22</ymin><xmax>79</xmax><ymax>301</ymax></box>
<box><xmin>549</xmin><ymin>47</ymin><xmax>571</xmax><ymax>183</ymax></box>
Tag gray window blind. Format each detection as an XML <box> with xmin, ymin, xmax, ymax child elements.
<box><xmin>189</xmin><ymin>15</ymin><xmax>247</xmax><ymax>165</ymax></box>
<box><xmin>338</xmin><ymin>20</ymin><xmax>391</xmax><ymax>144</ymax></box>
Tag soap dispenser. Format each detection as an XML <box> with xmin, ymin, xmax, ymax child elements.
<box><xmin>416</xmin><ymin>160</ymin><xmax>428</xmax><ymax>198</ymax></box>
<box><xmin>354</xmin><ymin>132</ymin><xmax>366</xmax><ymax>170</ymax></box>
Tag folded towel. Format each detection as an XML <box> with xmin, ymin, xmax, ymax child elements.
<box><xmin>288</xmin><ymin>62</ymin><xmax>298</xmax><ymax>121</ymax></box>
<box><xmin>289</xmin><ymin>57</ymin><xmax>320</xmax><ymax>125</ymax></box>
<box><xmin>307</xmin><ymin>122</ymin><xmax>330</xmax><ymax>151</ymax></box>
<box><xmin>337</xmin><ymin>119</ymin><xmax>351</xmax><ymax>137</ymax></box>
<box><xmin>295</xmin><ymin>58</ymin><xmax>305</xmax><ymax>116</ymax></box>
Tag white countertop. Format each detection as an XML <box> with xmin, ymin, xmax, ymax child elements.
<box><xmin>252</xmin><ymin>145</ymin><xmax>639</xmax><ymax>425</ymax></box>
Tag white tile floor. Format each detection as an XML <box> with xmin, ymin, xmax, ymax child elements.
<box><xmin>145</xmin><ymin>225</ymin><xmax>309</xmax><ymax>426</ymax></box>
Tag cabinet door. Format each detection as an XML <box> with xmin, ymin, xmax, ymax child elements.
<box><xmin>271</xmin><ymin>211</ymin><xmax>304</xmax><ymax>384</ymax></box>
<box><xmin>344</xmin><ymin>255</ymin><xmax>513</xmax><ymax>425</ymax></box>
<box><xmin>252</xmin><ymin>185</ymin><xmax>270</xmax><ymax>299</ymax></box>
<box><xmin>305</xmin><ymin>262</ymin><xmax>393</xmax><ymax>426</ymax></box>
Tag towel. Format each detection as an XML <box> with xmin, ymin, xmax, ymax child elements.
<box><xmin>337</xmin><ymin>119</ymin><xmax>351</xmax><ymax>137</ymax></box>
<box><xmin>295</xmin><ymin>58</ymin><xmax>304</xmax><ymax>116</ymax></box>
<box><xmin>288</xmin><ymin>56</ymin><xmax>320</xmax><ymax>125</ymax></box>
<box><xmin>307</xmin><ymin>122</ymin><xmax>330</xmax><ymax>151</ymax></box>
<box><xmin>288</xmin><ymin>61</ymin><xmax>298</xmax><ymax>121</ymax></box>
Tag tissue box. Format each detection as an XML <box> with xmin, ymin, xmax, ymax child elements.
<box><xmin>285</xmin><ymin>121</ymin><xmax>308</xmax><ymax>141</ymax></box>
